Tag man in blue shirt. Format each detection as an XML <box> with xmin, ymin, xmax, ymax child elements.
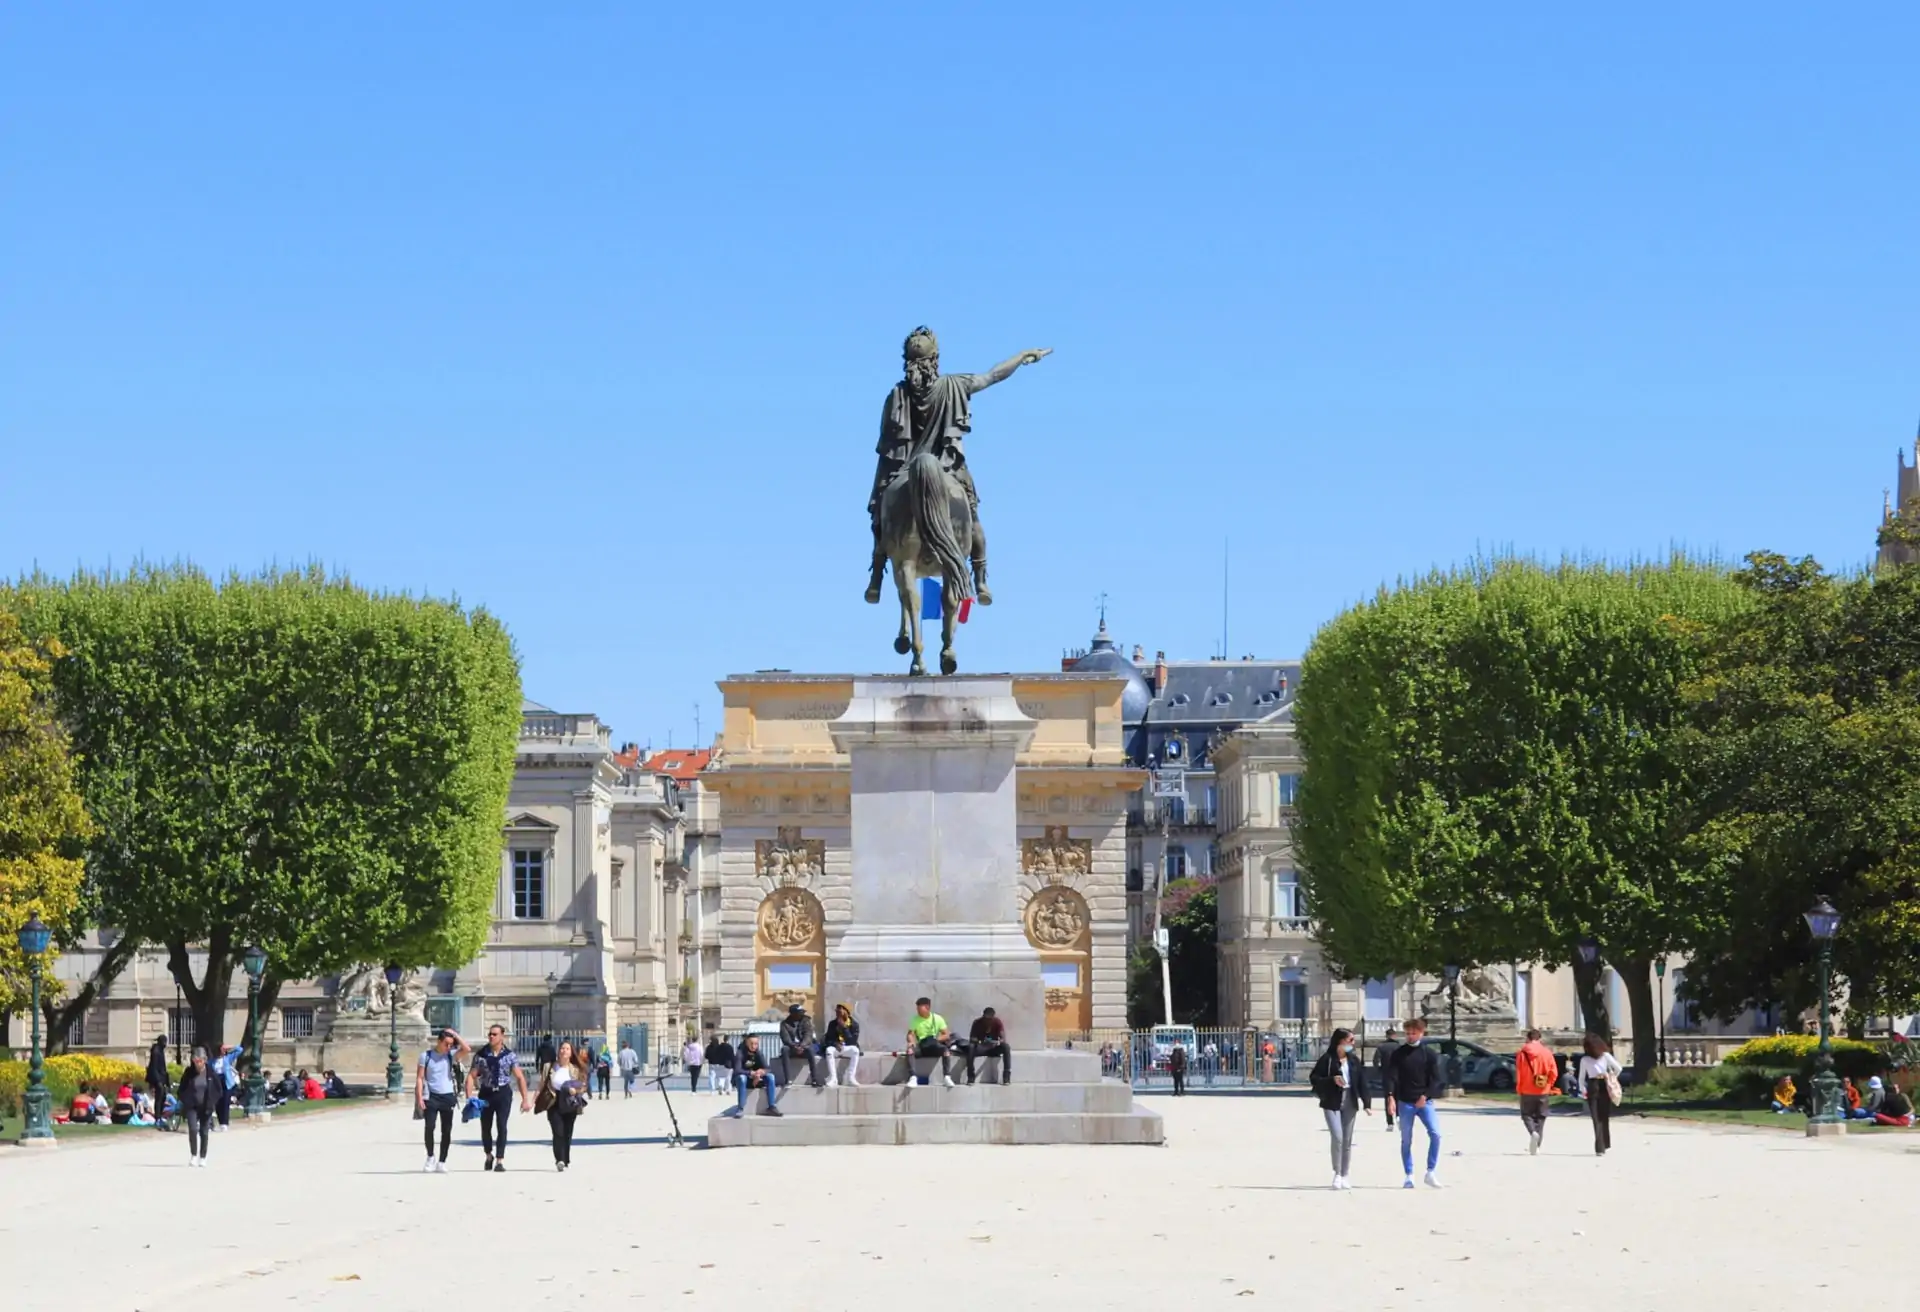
<box><xmin>209</xmin><ymin>1043</ymin><xmax>244</xmax><ymax>1130</ymax></box>
<box><xmin>465</xmin><ymin>1024</ymin><xmax>531</xmax><ymax>1173</ymax></box>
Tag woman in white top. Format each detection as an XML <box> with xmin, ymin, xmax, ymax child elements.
<box><xmin>538</xmin><ymin>1040</ymin><xmax>590</xmax><ymax>1172</ymax></box>
<box><xmin>1575</xmin><ymin>1033</ymin><xmax>1623</xmax><ymax>1156</ymax></box>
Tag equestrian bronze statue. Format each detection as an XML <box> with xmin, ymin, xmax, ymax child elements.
<box><xmin>865</xmin><ymin>326</ymin><xmax>1049</xmax><ymax>674</ymax></box>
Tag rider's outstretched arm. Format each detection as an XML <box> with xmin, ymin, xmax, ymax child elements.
<box><xmin>969</xmin><ymin>348</ymin><xmax>1052</xmax><ymax>392</ymax></box>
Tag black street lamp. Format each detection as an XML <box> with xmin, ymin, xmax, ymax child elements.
<box><xmin>383</xmin><ymin>963</ymin><xmax>404</xmax><ymax>1097</ymax></box>
<box><xmin>1803</xmin><ymin>896</ymin><xmax>1844</xmax><ymax>1135</ymax></box>
<box><xmin>1654</xmin><ymin>958</ymin><xmax>1668</xmax><ymax>1067</ymax></box>
<box><xmin>16</xmin><ymin>914</ymin><xmax>56</xmax><ymax>1147</ymax></box>
<box><xmin>241</xmin><ymin>944</ymin><xmax>268</xmax><ymax>1119</ymax></box>
<box><xmin>1442</xmin><ymin>963</ymin><xmax>1462</xmax><ymax>1093</ymax></box>
<box><xmin>545</xmin><ymin>971</ymin><xmax>559</xmax><ymax>1036</ymax></box>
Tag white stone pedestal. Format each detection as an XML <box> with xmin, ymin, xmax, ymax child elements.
<box><xmin>824</xmin><ymin>677</ymin><xmax>1047</xmax><ymax>1050</ymax></box>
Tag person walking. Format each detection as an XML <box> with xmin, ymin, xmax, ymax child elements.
<box><xmin>821</xmin><ymin>1004</ymin><xmax>863</xmax><ymax>1087</ymax></box>
<box><xmin>175</xmin><ymin>1047</ymin><xmax>220</xmax><ymax>1166</ymax></box>
<box><xmin>145</xmin><ymin>1032</ymin><xmax>172</xmax><ymax>1131</ymax></box>
<box><xmin>1310</xmin><ymin>1028</ymin><xmax>1371</xmax><ymax>1190</ymax></box>
<box><xmin>1514</xmin><ymin>1028</ymin><xmax>1559</xmax><ymax>1155</ymax></box>
<box><xmin>680</xmin><ymin>1036</ymin><xmax>703</xmax><ymax>1094</ymax></box>
<box><xmin>1384</xmin><ymin>1017</ymin><xmax>1445</xmax><ymax>1188</ymax></box>
<box><xmin>536</xmin><ymin>1033</ymin><xmax>557</xmax><ymax>1075</ymax></box>
<box><xmin>415</xmin><ymin>1027</ymin><xmax>471</xmax><ymax>1173</ymax></box>
<box><xmin>619</xmin><ymin>1039</ymin><xmax>644</xmax><ymax>1097</ymax></box>
<box><xmin>705</xmin><ymin>1033</ymin><xmax>734</xmax><ymax>1094</ymax></box>
<box><xmin>1373</xmin><ymin>1027</ymin><xmax>1402</xmax><ymax>1129</ymax></box>
<box><xmin>1168</xmin><ymin>1044</ymin><xmax>1188</xmax><ymax>1096</ymax></box>
<box><xmin>1202</xmin><ymin>1040</ymin><xmax>1218</xmax><ymax>1088</ymax></box>
<box><xmin>466</xmin><ymin>1025</ymin><xmax>530</xmax><ymax>1173</ymax></box>
<box><xmin>210</xmin><ymin>1042</ymin><xmax>243</xmax><ymax>1131</ymax></box>
<box><xmin>593</xmin><ymin>1042</ymin><xmax>613</xmax><ymax>1100</ymax></box>
<box><xmin>535</xmin><ymin>1040</ymin><xmax>590</xmax><ymax>1171</ymax></box>
<box><xmin>1575</xmin><ymin>1033</ymin><xmax>1622</xmax><ymax>1156</ymax></box>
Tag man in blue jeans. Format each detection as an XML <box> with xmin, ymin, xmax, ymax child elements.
<box><xmin>1383</xmin><ymin>1017</ymin><xmax>1444</xmax><ymax>1189</ymax></box>
<box><xmin>723</xmin><ymin>1034</ymin><xmax>784</xmax><ymax>1118</ymax></box>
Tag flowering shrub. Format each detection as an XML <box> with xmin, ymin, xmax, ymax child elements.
<box><xmin>1723</xmin><ymin>1035</ymin><xmax>1884</xmax><ymax>1080</ymax></box>
<box><xmin>0</xmin><ymin>1055</ymin><xmax>148</xmax><ymax>1117</ymax></box>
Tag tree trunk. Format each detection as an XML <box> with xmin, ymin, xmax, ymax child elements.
<box><xmin>42</xmin><ymin>934</ymin><xmax>143</xmax><ymax>1056</ymax></box>
<box><xmin>1618</xmin><ymin>956</ymin><xmax>1658</xmax><ymax>1079</ymax></box>
<box><xmin>169</xmin><ymin>928</ymin><xmax>234</xmax><ymax>1054</ymax></box>
<box><xmin>1570</xmin><ymin>955</ymin><xmax>1610</xmax><ymax>1039</ymax></box>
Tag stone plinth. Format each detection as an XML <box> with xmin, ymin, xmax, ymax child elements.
<box><xmin>320</xmin><ymin>1017</ymin><xmax>429</xmax><ymax>1083</ymax></box>
<box><xmin>824</xmin><ymin>677</ymin><xmax>1046</xmax><ymax>1050</ymax></box>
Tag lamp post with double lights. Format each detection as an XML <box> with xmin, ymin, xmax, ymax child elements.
<box><xmin>16</xmin><ymin>914</ymin><xmax>56</xmax><ymax>1147</ymax></box>
<box><xmin>1803</xmin><ymin>896</ymin><xmax>1845</xmax><ymax>1137</ymax></box>
<box><xmin>241</xmin><ymin>944</ymin><xmax>269</xmax><ymax>1120</ymax></box>
<box><xmin>1575</xmin><ymin>936</ymin><xmax>1603</xmax><ymax>1035</ymax></box>
<box><xmin>384</xmin><ymin>963</ymin><xmax>404</xmax><ymax>1096</ymax></box>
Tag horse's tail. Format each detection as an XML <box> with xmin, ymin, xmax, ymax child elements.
<box><xmin>907</xmin><ymin>451</ymin><xmax>974</xmax><ymax>601</ymax></box>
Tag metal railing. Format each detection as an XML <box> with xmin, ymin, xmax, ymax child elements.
<box><xmin>1061</xmin><ymin>1025</ymin><xmax>1333</xmax><ymax>1089</ymax></box>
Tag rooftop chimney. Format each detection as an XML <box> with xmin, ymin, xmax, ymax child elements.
<box><xmin>1131</xmin><ymin>644</ymin><xmax>1145</xmax><ymax>663</ymax></box>
<box><xmin>1153</xmin><ymin>650</ymin><xmax>1168</xmax><ymax>695</ymax></box>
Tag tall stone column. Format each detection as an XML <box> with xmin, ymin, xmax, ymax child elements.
<box><xmin>825</xmin><ymin>677</ymin><xmax>1047</xmax><ymax>1050</ymax></box>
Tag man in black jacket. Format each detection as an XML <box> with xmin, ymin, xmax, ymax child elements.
<box><xmin>959</xmin><ymin>1006</ymin><xmax>1011</xmax><ymax>1085</ymax></box>
<box><xmin>145</xmin><ymin>1033</ymin><xmax>171</xmax><ymax>1128</ymax></box>
<box><xmin>820</xmin><ymin>1004</ymin><xmax>863</xmax><ymax>1087</ymax></box>
<box><xmin>1383</xmin><ymin>1018</ymin><xmax>1445</xmax><ymax>1189</ymax></box>
<box><xmin>777</xmin><ymin>1004</ymin><xmax>823</xmax><ymax>1088</ymax></box>
<box><xmin>704</xmin><ymin>1033</ymin><xmax>734</xmax><ymax>1094</ymax></box>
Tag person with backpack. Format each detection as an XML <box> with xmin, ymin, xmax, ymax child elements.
<box><xmin>415</xmin><ymin>1027</ymin><xmax>471</xmax><ymax>1174</ymax></box>
<box><xmin>1575</xmin><ymin>1033</ymin><xmax>1623</xmax><ymax>1156</ymax></box>
<box><xmin>145</xmin><ymin>1033</ymin><xmax>171</xmax><ymax>1129</ymax></box>
<box><xmin>466</xmin><ymin>1024</ymin><xmax>531</xmax><ymax>1173</ymax></box>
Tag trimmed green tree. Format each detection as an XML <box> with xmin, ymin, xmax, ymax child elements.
<box><xmin>5</xmin><ymin>565</ymin><xmax>521</xmax><ymax>1052</ymax></box>
<box><xmin>1676</xmin><ymin>552</ymin><xmax>1920</xmax><ymax>1025</ymax></box>
<box><xmin>1293</xmin><ymin>557</ymin><xmax>1748</xmax><ymax>1075</ymax></box>
<box><xmin>0</xmin><ymin>608</ymin><xmax>93</xmax><ymax>1015</ymax></box>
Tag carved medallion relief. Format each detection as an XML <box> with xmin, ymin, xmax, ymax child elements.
<box><xmin>1023</xmin><ymin>886</ymin><xmax>1091</xmax><ymax>952</ymax></box>
<box><xmin>756</xmin><ymin>886</ymin><xmax>824</xmax><ymax>952</ymax></box>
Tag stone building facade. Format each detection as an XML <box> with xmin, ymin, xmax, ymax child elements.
<box><xmin>699</xmin><ymin>671</ymin><xmax>1141</xmax><ymax>1040</ymax></box>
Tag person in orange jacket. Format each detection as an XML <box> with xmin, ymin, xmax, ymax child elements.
<box><xmin>1514</xmin><ymin>1029</ymin><xmax>1560</xmax><ymax>1155</ymax></box>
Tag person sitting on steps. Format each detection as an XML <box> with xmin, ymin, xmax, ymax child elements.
<box><xmin>960</xmin><ymin>1006</ymin><xmax>1011</xmax><ymax>1085</ymax></box>
<box><xmin>821</xmin><ymin>1003</ymin><xmax>863</xmax><ymax>1087</ymax></box>
<box><xmin>904</xmin><ymin>997</ymin><xmax>956</xmax><ymax>1087</ymax></box>
<box><xmin>724</xmin><ymin>1034</ymin><xmax>784</xmax><ymax>1118</ymax></box>
<box><xmin>778</xmin><ymin>1003</ymin><xmax>823</xmax><ymax>1089</ymax></box>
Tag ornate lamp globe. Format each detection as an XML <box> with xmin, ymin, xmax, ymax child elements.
<box><xmin>384</xmin><ymin>962</ymin><xmax>404</xmax><ymax>986</ymax></box>
<box><xmin>16</xmin><ymin>912</ymin><xmax>51</xmax><ymax>957</ymax></box>
<box><xmin>1576</xmin><ymin>937</ymin><xmax>1600</xmax><ymax>967</ymax></box>
<box><xmin>1803</xmin><ymin>896</ymin><xmax>1841</xmax><ymax>941</ymax></box>
<box><xmin>242</xmin><ymin>943</ymin><xmax>268</xmax><ymax>980</ymax></box>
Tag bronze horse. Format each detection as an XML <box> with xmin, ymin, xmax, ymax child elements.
<box><xmin>877</xmin><ymin>450</ymin><xmax>974</xmax><ymax>675</ymax></box>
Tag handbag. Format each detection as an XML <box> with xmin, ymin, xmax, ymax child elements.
<box><xmin>1604</xmin><ymin>1070</ymin><xmax>1624</xmax><ymax>1106</ymax></box>
<box><xmin>561</xmin><ymin>1084</ymin><xmax>590</xmax><ymax>1116</ymax></box>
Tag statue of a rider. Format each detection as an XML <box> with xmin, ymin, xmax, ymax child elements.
<box><xmin>864</xmin><ymin>327</ymin><xmax>1050</xmax><ymax>605</ymax></box>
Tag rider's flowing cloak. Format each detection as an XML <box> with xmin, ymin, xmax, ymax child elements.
<box><xmin>874</xmin><ymin>373</ymin><xmax>986</xmax><ymax>501</ymax></box>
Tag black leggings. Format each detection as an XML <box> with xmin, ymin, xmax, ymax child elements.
<box><xmin>480</xmin><ymin>1089</ymin><xmax>513</xmax><ymax>1158</ymax></box>
<box><xmin>548</xmin><ymin>1109</ymin><xmax>577</xmax><ymax>1164</ymax></box>
<box><xmin>185</xmin><ymin>1109</ymin><xmax>214</xmax><ymax>1158</ymax></box>
<box><xmin>423</xmin><ymin>1100</ymin><xmax>453</xmax><ymax>1161</ymax></box>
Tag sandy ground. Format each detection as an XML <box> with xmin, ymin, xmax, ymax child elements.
<box><xmin>1</xmin><ymin>1086</ymin><xmax>1907</xmax><ymax>1309</ymax></box>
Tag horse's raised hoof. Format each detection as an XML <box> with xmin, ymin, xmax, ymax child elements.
<box><xmin>909</xmin><ymin>658</ymin><xmax>926</xmax><ymax>676</ymax></box>
<box><xmin>940</xmin><ymin>650</ymin><xmax>957</xmax><ymax>675</ymax></box>
<box><xmin>893</xmin><ymin>635</ymin><xmax>911</xmax><ymax>655</ymax></box>
<box><xmin>864</xmin><ymin>586</ymin><xmax>882</xmax><ymax>605</ymax></box>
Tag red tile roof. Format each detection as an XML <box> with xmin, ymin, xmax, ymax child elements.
<box><xmin>641</xmin><ymin>749</ymin><xmax>711</xmax><ymax>781</ymax></box>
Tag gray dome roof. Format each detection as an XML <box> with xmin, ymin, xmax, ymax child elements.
<box><xmin>1070</xmin><ymin>621</ymin><xmax>1152</xmax><ymax>721</ymax></box>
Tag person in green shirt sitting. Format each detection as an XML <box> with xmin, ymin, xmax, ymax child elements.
<box><xmin>905</xmin><ymin>997</ymin><xmax>956</xmax><ymax>1087</ymax></box>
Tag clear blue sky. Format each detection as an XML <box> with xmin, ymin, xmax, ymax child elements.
<box><xmin>4</xmin><ymin>6</ymin><xmax>1916</xmax><ymax>749</ymax></box>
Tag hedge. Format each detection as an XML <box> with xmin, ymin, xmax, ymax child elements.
<box><xmin>1722</xmin><ymin>1035</ymin><xmax>1885</xmax><ymax>1082</ymax></box>
<box><xmin>0</xmin><ymin>1056</ymin><xmax>150</xmax><ymax>1117</ymax></box>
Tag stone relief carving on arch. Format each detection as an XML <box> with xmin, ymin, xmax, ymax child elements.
<box><xmin>1022</xmin><ymin>885</ymin><xmax>1091</xmax><ymax>952</ymax></box>
<box><xmin>755</xmin><ymin>826</ymin><xmax>825</xmax><ymax>887</ymax></box>
<box><xmin>755</xmin><ymin>886</ymin><xmax>825</xmax><ymax>953</ymax></box>
<box><xmin>1021</xmin><ymin>825</ymin><xmax>1091</xmax><ymax>884</ymax></box>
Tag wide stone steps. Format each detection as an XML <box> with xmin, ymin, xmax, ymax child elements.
<box><xmin>707</xmin><ymin>1109</ymin><xmax>1164</xmax><ymax>1147</ymax></box>
<box><xmin>733</xmin><ymin>1079</ymin><xmax>1138</xmax><ymax>1116</ymax></box>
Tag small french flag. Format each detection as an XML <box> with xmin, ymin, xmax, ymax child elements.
<box><xmin>920</xmin><ymin>578</ymin><xmax>972</xmax><ymax>624</ymax></box>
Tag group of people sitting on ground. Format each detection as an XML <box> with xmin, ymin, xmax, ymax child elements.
<box><xmin>1771</xmin><ymin>1072</ymin><xmax>1913</xmax><ymax>1124</ymax></box>
<box><xmin>267</xmin><ymin>1067</ymin><xmax>348</xmax><ymax>1106</ymax></box>
<box><xmin>722</xmin><ymin>998</ymin><xmax>1016</xmax><ymax>1118</ymax></box>
<box><xmin>64</xmin><ymin>1082</ymin><xmax>159</xmax><ymax>1126</ymax></box>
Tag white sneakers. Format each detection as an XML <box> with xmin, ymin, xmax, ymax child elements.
<box><xmin>942</xmin><ymin>1075</ymin><xmax>956</xmax><ymax>1088</ymax></box>
<box><xmin>1331</xmin><ymin>1175</ymin><xmax>1354</xmax><ymax>1191</ymax></box>
<box><xmin>1424</xmin><ymin>1171</ymin><xmax>1443</xmax><ymax>1188</ymax></box>
<box><xmin>1528</xmin><ymin>1130</ymin><xmax>1542</xmax><ymax>1155</ymax></box>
